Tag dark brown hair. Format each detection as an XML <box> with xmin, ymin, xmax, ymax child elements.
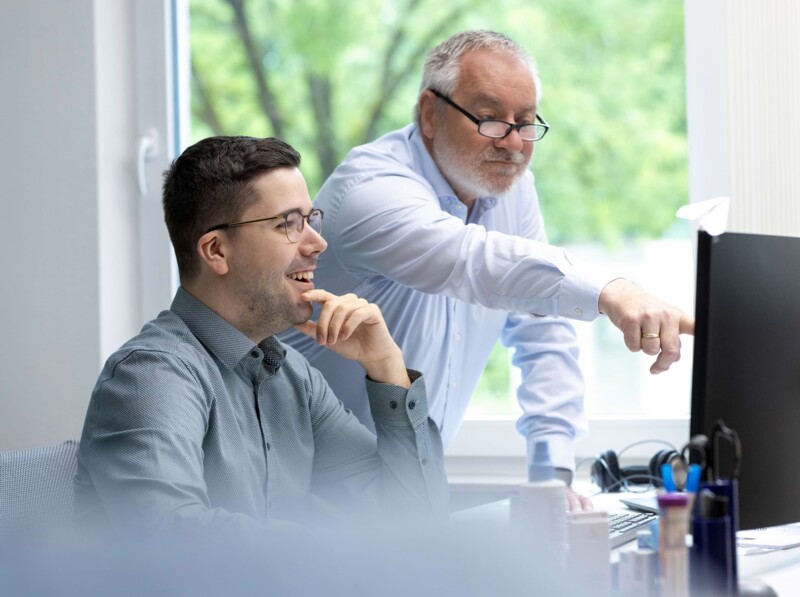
<box><xmin>162</xmin><ymin>136</ymin><xmax>301</xmax><ymax>281</ymax></box>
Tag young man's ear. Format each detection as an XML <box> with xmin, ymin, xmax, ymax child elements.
<box><xmin>196</xmin><ymin>231</ymin><xmax>230</xmax><ymax>276</ymax></box>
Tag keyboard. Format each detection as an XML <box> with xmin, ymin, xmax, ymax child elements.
<box><xmin>608</xmin><ymin>510</ymin><xmax>658</xmax><ymax>548</ymax></box>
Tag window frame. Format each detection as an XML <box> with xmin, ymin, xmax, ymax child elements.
<box><xmin>173</xmin><ymin>1</ymin><xmax>770</xmax><ymax>486</ymax></box>
<box><xmin>135</xmin><ymin>0</ymin><xmax>189</xmax><ymax>320</ymax></box>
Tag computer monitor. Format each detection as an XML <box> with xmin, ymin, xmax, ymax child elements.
<box><xmin>691</xmin><ymin>230</ymin><xmax>800</xmax><ymax>530</ymax></box>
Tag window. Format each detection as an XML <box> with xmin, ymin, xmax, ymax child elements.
<box><xmin>186</xmin><ymin>0</ymin><xmax>692</xmax><ymax>463</ymax></box>
<box><xmin>466</xmin><ymin>1</ymin><xmax>692</xmax><ymax>420</ymax></box>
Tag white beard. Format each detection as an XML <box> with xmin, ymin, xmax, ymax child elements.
<box><xmin>432</xmin><ymin>134</ymin><xmax>528</xmax><ymax>198</ymax></box>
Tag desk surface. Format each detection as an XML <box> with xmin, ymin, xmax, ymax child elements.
<box><xmin>451</xmin><ymin>489</ymin><xmax>800</xmax><ymax>595</ymax></box>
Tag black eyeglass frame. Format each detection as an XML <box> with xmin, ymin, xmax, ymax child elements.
<box><xmin>205</xmin><ymin>207</ymin><xmax>324</xmax><ymax>243</ymax></box>
<box><xmin>429</xmin><ymin>89</ymin><xmax>549</xmax><ymax>142</ymax></box>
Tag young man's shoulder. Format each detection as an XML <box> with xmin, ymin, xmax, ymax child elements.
<box><xmin>97</xmin><ymin>310</ymin><xmax>206</xmax><ymax>382</ymax></box>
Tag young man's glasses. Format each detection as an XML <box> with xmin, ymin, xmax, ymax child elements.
<box><xmin>430</xmin><ymin>89</ymin><xmax>549</xmax><ymax>142</ymax></box>
<box><xmin>205</xmin><ymin>208</ymin><xmax>324</xmax><ymax>243</ymax></box>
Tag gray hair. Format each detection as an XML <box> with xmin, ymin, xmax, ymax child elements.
<box><xmin>414</xmin><ymin>30</ymin><xmax>542</xmax><ymax>125</ymax></box>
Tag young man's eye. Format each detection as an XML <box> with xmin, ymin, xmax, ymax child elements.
<box><xmin>284</xmin><ymin>216</ymin><xmax>303</xmax><ymax>231</ymax></box>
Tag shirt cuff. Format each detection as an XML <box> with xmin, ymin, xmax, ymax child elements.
<box><xmin>554</xmin><ymin>468</ymin><xmax>574</xmax><ymax>486</ymax></box>
<box><xmin>526</xmin><ymin>433</ymin><xmax>576</xmax><ymax>481</ymax></box>
<box><xmin>551</xmin><ymin>250</ymin><xmax>615</xmax><ymax>321</ymax></box>
<box><xmin>365</xmin><ymin>369</ymin><xmax>429</xmax><ymax>426</ymax></box>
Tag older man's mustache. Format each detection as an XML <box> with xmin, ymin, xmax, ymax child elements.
<box><xmin>482</xmin><ymin>150</ymin><xmax>526</xmax><ymax>164</ymax></box>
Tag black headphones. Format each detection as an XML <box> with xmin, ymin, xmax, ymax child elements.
<box><xmin>591</xmin><ymin>435</ymin><xmax>711</xmax><ymax>493</ymax></box>
<box><xmin>591</xmin><ymin>447</ymin><xmax>685</xmax><ymax>493</ymax></box>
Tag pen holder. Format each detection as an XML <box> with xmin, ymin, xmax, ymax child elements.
<box><xmin>696</xmin><ymin>480</ymin><xmax>739</xmax><ymax>593</ymax></box>
<box><xmin>691</xmin><ymin>487</ymin><xmax>735</xmax><ymax>596</ymax></box>
<box><xmin>692</xmin><ymin>514</ymin><xmax>734</xmax><ymax>595</ymax></box>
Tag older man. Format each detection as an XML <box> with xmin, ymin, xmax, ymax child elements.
<box><xmin>282</xmin><ymin>30</ymin><xmax>693</xmax><ymax>510</ymax></box>
<box><xmin>74</xmin><ymin>136</ymin><xmax>447</xmax><ymax>536</ymax></box>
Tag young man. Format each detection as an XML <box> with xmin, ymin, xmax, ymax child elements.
<box><xmin>74</xmin><ymin>136</ymin><xmax>447</xmax><ymax>536</ymax></box>
<box><xmin>281</xmin><ymin>30</ymin><xmax>693</xmax><ymax>510</ymax></box>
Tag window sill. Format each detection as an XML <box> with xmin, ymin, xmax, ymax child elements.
<box><xmin>445</xmin><ymin>416</ymin><xmax>691</xmax><ymax>487</ymax></box>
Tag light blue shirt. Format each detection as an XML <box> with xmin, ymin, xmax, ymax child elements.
<box><xmin>282</xmin><ymin>124</ymin><xmax>608</xmax><ymax>471</ymax></box>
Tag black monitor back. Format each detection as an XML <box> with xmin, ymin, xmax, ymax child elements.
<box><xmin>691</xmin><ymin>230</ymin><xmax>800</xmax><ymax>530</ymax></box>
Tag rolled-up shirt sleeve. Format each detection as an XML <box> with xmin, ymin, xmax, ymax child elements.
<box><xmin>502</xmin><ymin>311</ymin><xmax>587</xmax><ymax>473</ymax></box>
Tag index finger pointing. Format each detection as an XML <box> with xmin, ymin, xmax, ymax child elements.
<box><xmin>679</xmin><ymin>313</ymin><xmax>695</xmax><ymax>336</ymax></box>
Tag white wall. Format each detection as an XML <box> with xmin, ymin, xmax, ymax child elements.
<box><xmin>685</xmin><ymin>0</ymin><xmax>800</xmax><ymax>236</ymax></box>
<box><xmin>0</xmin><ymin>0</ymin><xmax>175</xmax><ymax>450</ymax></box>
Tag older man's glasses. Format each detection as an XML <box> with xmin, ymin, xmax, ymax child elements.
<box><xmin>430</xmin><ymin>89</ymin><xmax>549</xmax><ymax>142</ymax></box>
<box><xmin>205</xmin><ymin>208</ymin><xmax>324</xmax><ymax>243</ymax></box>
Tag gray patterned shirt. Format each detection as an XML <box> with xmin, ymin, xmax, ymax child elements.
<box><xmin>74</xmin><ymin>287</ymin><xmax>447</xmax><ymax>536</ymax></box>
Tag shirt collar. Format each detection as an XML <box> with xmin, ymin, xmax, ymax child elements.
<box><xmin>258</xmin><ymin>337</ymin><xmax>285</xmax><ymax>375</ymax></box>
<box><xmin>408</xmin><ymin>125</ymin><xmax>499</xmax><ymax>223</ymax></box>
<box><xmin>170</xmin><ymin>287</ymin><xmax>286</xmax><ymax>374</ymax></box>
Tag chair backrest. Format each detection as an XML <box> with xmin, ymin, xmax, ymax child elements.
<box><xmin>0</xmin><ymin>439</ymin><xmax>79</xmax><ymax>546</ymax></box>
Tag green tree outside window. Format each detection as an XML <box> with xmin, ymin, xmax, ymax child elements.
<box><xmin>189</xmin><ymin>0</ymin><xmax>689</xmax><ymax>416</ymax></box>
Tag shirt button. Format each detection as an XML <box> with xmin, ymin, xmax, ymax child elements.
<box><xmin>574</xmin><ymin>307</ymin><xmax>583</xmax><ymax>317</ymax></box>
<box><xmin>250</xmin><ymin>350</ymin><xmax>260</xmax><ymax>358</ymax></box>
<box><xmin>408</xmin><ymin>400</ymin><xmax>416</xmax><ymax>410</ymax></box>
<box><xmin>390</xmin><ymin>400</ymin><xmax>398</xmax><ymax>409</ymax></box>
<box><xmin>421</xmin><ymin>458</ymin><xmax>428</xmax><ymax>465</ymax></box>
<box><xmin>455</xmin><ymin>334</ymin><xmax>462</xmax><ymax>342</ymax></box>
<box><xmin>266</xmin><ymin>442</ymin><xmax>271</xmax><ymax>451</ymax></box>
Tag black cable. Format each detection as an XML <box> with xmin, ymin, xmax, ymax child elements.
<box><xmin>616</xmin><ymin>439</ymin><xmax>678</xmax><ymax>460</ymax></box>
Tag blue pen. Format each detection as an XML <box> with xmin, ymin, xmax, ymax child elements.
<box><xmin>685</xmin><ymin>463</ymin><xmax>702</xmax><ymax>494</ymax></box>
<box><xmin>661</xmin><ymin>462</ymin><xmax>676</xmax><ymax>492</ymax></box>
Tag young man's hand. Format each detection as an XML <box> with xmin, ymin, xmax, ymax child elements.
<box><xmin>293</xmin><ymin>290</ymin><xmax>410</xmax><ymax>388</ymax></box>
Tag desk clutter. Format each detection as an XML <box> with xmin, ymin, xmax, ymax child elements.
<box><xmin>512</xmin><ymin>424</ymin><xmax>773</xmax><ymax>596</ymax></box>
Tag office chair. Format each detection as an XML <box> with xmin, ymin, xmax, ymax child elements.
<box><xmin>0</xmin><ymin>439</ymin><xmax>79</xmax><ymax>547</ymax></box>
